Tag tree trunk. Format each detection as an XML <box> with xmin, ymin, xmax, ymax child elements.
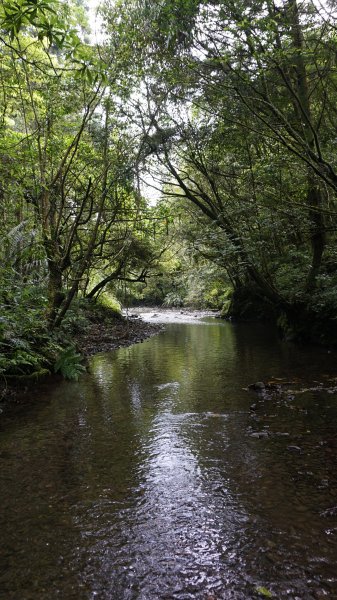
<box><xmin>306</xmin><ymin>174</ymin><xmax>326</xmax><ymax>291</ymax></box>
<box><xmin>288</xmin><ymin>0</ymin><xmax>326</xmax><ymax>289</ymax></box>
<box><xmin>46</xmin><ymin>259</ymin><xmax>64</xmax><ymax>324</ymax></box>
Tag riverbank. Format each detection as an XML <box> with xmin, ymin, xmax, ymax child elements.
<box><xmin>74</xmin><ymin>308</ymin><xmax>164</xmax><ymax>356</ymax></box>
<box><xmin>0</xmin><ymin>305</ymin><xmax>164</xmax><ymax>410</ymax></box>
<box><xmin>73</xmin><ymin>305</ymin><xmax>221</xmax><ymax>355</ymax></box>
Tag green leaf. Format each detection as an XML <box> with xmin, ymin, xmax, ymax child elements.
<box><xmin>256</xmin><ymin>587</ymin><xmax>273</xmax><ymax>598</ymax></box>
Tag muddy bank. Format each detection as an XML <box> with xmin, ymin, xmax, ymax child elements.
<box><xmin>74</xmin><ymin>312</ymin><xmax>164</xmax><ymax>356</ymax></box>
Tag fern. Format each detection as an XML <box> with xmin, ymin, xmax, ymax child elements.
<box><xmin>3</xmin><ymin>220</ymin><xmax>29</xmax><ymax>248</ymax></box>
<box><xmin>54</xmin><ymin>346</ymin><xmax>86</xmax><ymax>381</ymax></box>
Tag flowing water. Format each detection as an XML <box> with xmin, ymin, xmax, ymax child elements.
<box><xmin>1</xmin><ymin>315</ymin><xmax>337</xmax><ymax>599</ymax></box>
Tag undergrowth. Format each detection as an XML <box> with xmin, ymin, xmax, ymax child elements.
<box><xmin>54</xmin><ymin>346</ymin><xmax>86</xmax><ymax>381</ymax></box>
<box><xmin>0</xmin><ymin>294</ymin><xmax>119</xmax><ymax>389</ymax></box>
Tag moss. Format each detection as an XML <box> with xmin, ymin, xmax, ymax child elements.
<box><xmin>96</xmin><ymin>293</ymin><xmax>122</xmax><ymax>315</ymax></box>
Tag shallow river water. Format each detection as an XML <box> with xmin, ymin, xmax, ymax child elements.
<box><xmin>1</xmin><ymin>316</ymin><xmax>337</xmax><ymax>599</ymax></box>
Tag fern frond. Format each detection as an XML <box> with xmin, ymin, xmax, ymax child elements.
<box><xmin>54</xmin><ymin>346</ymin><xmax>86</xmax><ymax>381</ymax></box>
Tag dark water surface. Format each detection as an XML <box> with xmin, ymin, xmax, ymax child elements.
<box><xmin>1</xmin><ymin>320</ymin><xmax>337</xmax><ymax>599</ymax></box>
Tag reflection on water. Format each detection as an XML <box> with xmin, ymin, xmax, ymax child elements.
<box><xmin>1</xmin><ymin>321</ymin><xmax>337</xmax><ymax>599</ymax></box>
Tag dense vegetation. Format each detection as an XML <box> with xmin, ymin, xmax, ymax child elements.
<box><xmin>1</xmin><ymin>0</ymin><xmax>337</xmax><ymax>384</ymax></box>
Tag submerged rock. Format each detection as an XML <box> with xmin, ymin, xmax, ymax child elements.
<box><xmin>248</xmin><ymin>381</ymin><xmax>266</xmax><ymax>391</ymax></box>
<box><xmin>248</xmin><ymin>381</ymin><xmax>283</xmax><ymax>395</ymax></box>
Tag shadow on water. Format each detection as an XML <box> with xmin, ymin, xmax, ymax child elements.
<box><xmin>1</xmin><ymin>320</ymin><xmax>337</xmax><ymax>599</ymax></box>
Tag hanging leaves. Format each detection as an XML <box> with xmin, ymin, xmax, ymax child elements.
<box><xmin>1</xmin><ymin>0</ymin><xmax>59</xmax><ymax>41</ymax></box>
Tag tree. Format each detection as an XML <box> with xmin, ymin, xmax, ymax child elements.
<box><xmin>0</xmin><ymin>0</ymin><xmax>162</xmax><ymax>378</ymax></box>
<box><xmin>102</xmin><ymin>0</ymin><xmax>337</xmax><ymax>339</ymax></box>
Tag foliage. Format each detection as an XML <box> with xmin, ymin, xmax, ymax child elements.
<box><xmin>162</xmin><ymin>291</ymin><xmax>185</xmax><ymax>308</ymax></box>
<box><xmin>0</xmin><ymin>0</ymin><xmax>163</xmax><ymax>380</ymax></box>
<box><xmin>96</xmin><ymin>292</ymin><xmax>122</xmax><ymax>315</ymax></box>
<box><xmin>58</xmin><ymin>302</ymin><xmax>91</xmax><ymax>335</ymax></box>
<box><xmin>54</xmin><ymin>345</ymin><xmax>86</xmax><ymax>381</ymax></box>
<box><xmin>0</xmin><ymin>273</ymin><xmax>51</xmax><ymax>377</ymax></box>
<box><xmin>106</xmin><ymin>0</ymin><xmax>337</xmax><ymax>340</ymax></box>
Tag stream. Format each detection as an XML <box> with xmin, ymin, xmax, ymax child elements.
<box><xmin>1</xmin><ymin>313</ymin><xmax>337</xmax><ymax>599</ymax></box>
